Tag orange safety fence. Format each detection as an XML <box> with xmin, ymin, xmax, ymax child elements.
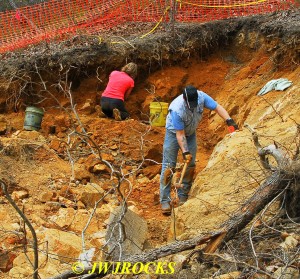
<box><xmin>174</xmin><ymin>0</ymin><xmax>296</xmax><ymax>22</ymax></box>
<box><xmin>0</xmin><ymin>0</ymin><xmax>297</xmax><ymax>53</ymax></box>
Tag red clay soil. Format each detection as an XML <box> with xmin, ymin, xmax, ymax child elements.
<box><xmin>0</xmin><ymin>53</ymin><xmax>238</xmax><ymax>247</ymax></box>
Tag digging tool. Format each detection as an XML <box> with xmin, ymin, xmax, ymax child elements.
<box><xmin>174</xmin><ymin>162</ymin><xmax>188</xmax><ymax>189</ymax></box>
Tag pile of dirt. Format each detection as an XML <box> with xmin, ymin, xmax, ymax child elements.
<box><xmin>0</xmin><ymin>9</ymin><xmax>299</xmax><ymax>279</ymax></box>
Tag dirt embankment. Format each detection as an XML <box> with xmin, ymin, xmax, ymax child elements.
<box><xmin>0</xmin><ymin>9</ymin><xmax>299</xmax><ymax>279</ymax></box>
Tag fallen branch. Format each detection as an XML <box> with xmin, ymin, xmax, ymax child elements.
<box><xmin>0</xmin><ymin>179</ymin><xmax>39</xmax><ymax>279</ymax></box>
<box><xmin>208</xmin><ymin>124</ymin><xmax>296</xmax><ymax>250</ymax></box>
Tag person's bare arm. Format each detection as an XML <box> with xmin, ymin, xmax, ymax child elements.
<box><xmin>124</xmin><ymin>88</ymin><xmax>133</xmax><ymax>100</ymax></box>
<box><xmin>215</xmin><ymin>104</ymin><xmax>230</xmax><ymax>120</ymax></box>
<box><xmin>215</xmin><ymin>104</ymin><xmax>239</xmax><ymax>131</ymax></box>
<box><xmin>176</xmin><ymin>130</ymin><xmax>189</xmax><ymax>153</ymax></box>
<box><xmin>176</xmin><ymin>130</ymin><xmax>193</xmax><ymax>163</ymax></box>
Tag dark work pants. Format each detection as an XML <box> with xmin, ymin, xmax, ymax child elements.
<box><xmin>100</xmin><ymin>97</ymin><xmax>130</xmax><ymax>120</ymax></box>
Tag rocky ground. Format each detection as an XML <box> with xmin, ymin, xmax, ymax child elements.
<box><xmin>0</xmin><ymin>8</ymin><xmax>300</xmax><ymax>279</ymax></box>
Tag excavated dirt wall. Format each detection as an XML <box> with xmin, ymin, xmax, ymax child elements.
<box><xmin>0</xmin><ymin>10</ymin><xmax>299</xmax><ymax>120</ymax></box>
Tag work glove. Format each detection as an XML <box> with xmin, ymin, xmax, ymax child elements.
<box><xmin>183</xmin><ymin>151</ymin><xmax>193</xmax><ymax>164</ymax></box>
<box><xmin>226</xmin><ymin>118</ymin><xmax>239</xmax><ymax>133</ymax></box>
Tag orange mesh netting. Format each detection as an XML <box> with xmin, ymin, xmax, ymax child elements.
<box><xmin>0</xmin><ymin>0</ymin><xmax>297</xmax><ymax>53</ymax></box>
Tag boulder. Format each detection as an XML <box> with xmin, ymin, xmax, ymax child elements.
<box><xmin>144</xmin><ymin>145</ymin><xmax>163</xmax><ymax>164</ymax></box>
<box><xmin>93</xmin><ymin>163</ymin><xmax>110</xmax><ymax>174</ymax></box>
<box><xmin>12</xmin><ymin>130</ymin><xmax>46</xmax><ymax>141</ymax></box>
<box><xmin>38</xmin><ymin>191</ymin><xmax>58</xmax><ymax>203</ymax></box>
<box><xmin>49</xmin><ymin>207</ymin><xmax>108</xmax><ymax>234</ymax></box>
<box><xmin>279</xmin><ymin>235</ymin><xmax>298</xmax><ymax>251</ymax></box>
<box><xmin>9</xmin><ymin>266</ymin><xmax>32</xmax><ymax>278</ymax></box>
<box><xmin>42</xmin><ymin>228</ymin><xmax>89</xmax><ymax>263</ymax></box>
<box><xmin>79</xmin><ymin>99</ymin><xmax>95</xmax><ymax>115</ymax></box>
<box><xmin>105</xmin><ymin>207</ymin><xmax>148</xmax><ymax>260</ymax></box>
<box><xmin>0</xmin><ymin>208</ymin><xmax>20</xmax><ymax>231</ymax></box>
<box><xmin>9</xmin><ymin>251</ymin><xmax>60</xmax><ymax>279</ymax></box>
<box><xmin>59</xmin><ymin>185</ymin><xmax>76</xmax><ymax>200</ymax></box>
<box><xmin>142</xmin><ymin>164</ymin><xmax>161</xmax><ymax>179</ymax></box>
<box><xmin>76</xmin><ymin>183</ymin><xmax>105</xmax><ymax>208</ymax></box>
<box><xmin>101</xmin><ymin>153</ymin><xmax>114</xmax><ymax>162</ymax></box>
<box><xmin>73</xmin><ymin>163</ymin><xmax>91</xmax><ymax>182</ymax></box>
<box><xmin>84</xmin><ymin>154</ymin><xmax>101</xmax><ymax>172</ymax></box>
<box><xmin>49</xmin><ymin>138</ymin><xmax>61</xmax><ymax>151</ymax></box>
<box><xmin>11</xmin><ymin>190</ymin><xmax>29</xmax><ymax>200</ymax></box>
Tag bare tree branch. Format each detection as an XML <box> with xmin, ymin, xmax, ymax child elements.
<box><xmin>0</xmin><ymin>179</ymin><xmax>39</xmax><ymax>279</ymax></box>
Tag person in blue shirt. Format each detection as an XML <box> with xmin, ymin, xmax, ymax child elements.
<box><xmin>160</xmin><ymin>85</ymin><xmax>238</xmax><ymax>215</ymax></box>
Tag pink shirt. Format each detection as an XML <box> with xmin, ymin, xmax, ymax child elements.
<box><xmin>102</xmin><ymin>71</ymin><xmax>134</xmax><ymax>101</ymax></box>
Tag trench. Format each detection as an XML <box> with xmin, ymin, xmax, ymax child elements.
<box><xmin>0</xmin><ymin>10</ymin><xmax>299</xmax><ymax>278</ymax></box>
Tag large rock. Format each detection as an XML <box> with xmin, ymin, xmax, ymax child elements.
<box><xmin>11</xmin><ymin>190</ymin><xmax>29</xmax><ymax>200</ymax></box>
<box><xmin>84</xmin><ymin>154</ymin><xmax>101</xmax><ymax>172</ymax></box>
<box><xmin>49</xmin><ymin>206</ymin><xmax>110</xmax><ymax>234</ymax></box>
<box><xmin>73</xmin><ymin>163</ymin><xmax>91</xmax><ymax>183</ymax></box>
<box><xmin>42</xmin><ymin>228</ymin><xmax>90</xmax><ymax>263</ymax></box>
<box><xmin>105</xmin><ymin>207</ymin><xmax>148</xmax><ymax>260</ymax></box>
<box><xmin>142</xmin><ymin>164</ymin><xmax>161</xmax><ymax>179</ymax></box>
<box><xmin>170</xmin><ymin>131</ymin><xmax>258</xmax><ymax>240</ymax></box>
<box><xmin>9</xmin><ymin>266</ymin><xmax>32</xmax><ymax>278</ymax></box>
<box><xmin>12</xmin><ymin>130</ymin><xmax>46</xmax><ymax>142</ymax></box>
<box><xmin>9</xmin><ymin>251</ymin><xmax>60</xmax><ymax>279</ymax></box>
<box><xmin>53</xmin><ymin>115</ymin><xmax>71</xmax><ymax>133</ymax></box>
<box><xmin>75</xmin><ymin>182</ymin><xmax>105</xmax><ymax>208</ymax></box>
<box><xmin>79</xmin><ymin>98</ymin><xmax>95</xmax><ymax>115</ymax></box>
<box><xmin>0</xmin><ymin>208</ymin><xmax>20</xmax><ymax>231</ymax></box>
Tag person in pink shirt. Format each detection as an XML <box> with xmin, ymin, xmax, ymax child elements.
<box><xmin>101</xmin><ymin>62</ymin><xmax>137</xmax><ymax>120</ymax></box>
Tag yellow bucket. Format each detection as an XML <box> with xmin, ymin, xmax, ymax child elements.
<box><xmin>149</xmin><ymin>102</ymin><xmax>169</xmax><ymax>127</ymax></box>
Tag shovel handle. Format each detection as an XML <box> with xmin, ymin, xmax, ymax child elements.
<box><xmin>178</xmin><ymin>162</ymin><xmax>188</xmax><ymax>185</ymax></box>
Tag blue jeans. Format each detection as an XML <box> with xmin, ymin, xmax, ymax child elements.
<box><xmin>160</xmin><ymin>130</ymin><xmax>197</xmax><ymax>204</ymax></box>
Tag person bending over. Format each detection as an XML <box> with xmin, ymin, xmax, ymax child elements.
<box><xmin>101</xmin><ymin>62</ymin><xmax>137</xmax><ymax>120</ymax></box>
<box><xmin>160</xmin><ymin>85</ymin><xmax>239</xmax><ymax>215</ymax></box>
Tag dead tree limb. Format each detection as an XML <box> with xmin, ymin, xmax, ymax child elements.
<box><xmin>209</xmin><ymin>124</ymin><xmax>297</xmax><ymax>250</ymax></box>
<box><xmin>218</xmin><ymin>170</ymin><xmax>288</xmax><ymax>245</ymax></box>
<box><xmin>0</xmin><ymin>179</ymin><xmax>39</xmax><ymax>279</ymax></box>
